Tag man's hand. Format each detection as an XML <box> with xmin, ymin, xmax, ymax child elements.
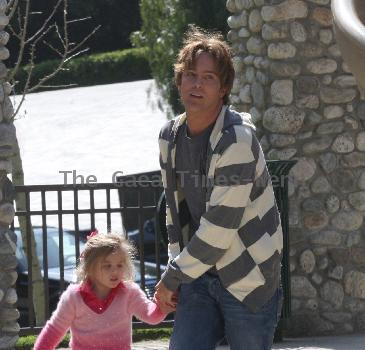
<box><xmin>154</xmin><ymin>280</ymin><xmax>178</xmax><ymax>313</ymax></box>
<box><xmin>154</xmin><ymin>297</ymin><xmax>176</xmax><ymax>314</ymax></box>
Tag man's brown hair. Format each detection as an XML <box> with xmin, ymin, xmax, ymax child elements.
<box><xmin>174</xmin><ymin>25</ymin><xmax>235</xmax><ymax>105</ymax></box>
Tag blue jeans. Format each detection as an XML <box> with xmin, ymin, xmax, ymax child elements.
<box><xmin>169</xmin><ymin>273</ymin><xmax>282</xmax><ymax>350</ymax></box>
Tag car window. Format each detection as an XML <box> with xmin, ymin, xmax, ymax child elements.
<box><xmin>15</xmin><ymin>228</ymin><xmax>85</xmax><ymax>269</ymax></box>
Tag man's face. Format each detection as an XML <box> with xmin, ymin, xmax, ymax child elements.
<box><xmin>178</xmin><ymin>52</ymin><xmax>226</xmax><ymax>117</ymax></box>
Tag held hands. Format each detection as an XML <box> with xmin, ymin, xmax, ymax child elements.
<box><xmin>154</xmin><ymin>298</ymin><xmax>176</xmax><ymax>314</ymax></box>
<box><xmin>154</xmin><ymin>280</ymin><xmax>178</xmax><ymax>314</ymax></box>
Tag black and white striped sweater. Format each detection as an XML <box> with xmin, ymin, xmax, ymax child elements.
<box><xmin>158</xmin><ymin>105</ymin><xmax>283</xmax><ymax>311</ymax></box>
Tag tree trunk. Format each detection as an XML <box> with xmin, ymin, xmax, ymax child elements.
<box><xmin>12</xmin><ymin>135</ymin><xmax>46</xmax><ymax>326</ymax></box>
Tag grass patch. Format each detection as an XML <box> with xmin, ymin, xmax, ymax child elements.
<box><xmin>16</xmin><ymin>328</ymin><xmax>171</xmax><ymax>349</ymax></box>
<box><xmin>133</xmin><ymin>327</ymin><xmax>172</xmax><ymax>342</ymax></box>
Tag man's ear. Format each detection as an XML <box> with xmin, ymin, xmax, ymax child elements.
<box><xmin>219</xmin><ymin>86</ymin><xmax>227</xmax><ymax>98</ymax></box>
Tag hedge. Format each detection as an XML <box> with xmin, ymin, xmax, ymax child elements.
<box><xmin>13</xmin><ymin>47</ymin><xmax>151</xmax><ymax>93</ymax></box>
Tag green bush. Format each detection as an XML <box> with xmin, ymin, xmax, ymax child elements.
<box><xmin>133</xmin><ymin>0</ymin><xmax>228</xmax><ymax>116</ymax></box>
<box><xmin>15</xmin><ymin>333</ymin><xmax>70</xmax><ymax>349</ymax></box>
<box><xmin>13</xmin><ymin>47</ymin><xmax>151</xmax><ymax>93</ymax></box>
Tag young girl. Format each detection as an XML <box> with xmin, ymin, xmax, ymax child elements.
<box><xmin>34</xmin><ymin>232</ymin><xmax>172</xmax><ymax>350</ymax></box>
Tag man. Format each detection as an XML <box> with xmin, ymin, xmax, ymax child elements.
<box><xmin>155</xmin><ymin>26</ymin><xmax>283</xmax><ymax>350</ymax></box>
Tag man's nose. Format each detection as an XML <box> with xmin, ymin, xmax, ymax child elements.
<box><xmin>193</xmin><ymin>75</ymin><xmax>203</xmax><ymax>88</ymax></box>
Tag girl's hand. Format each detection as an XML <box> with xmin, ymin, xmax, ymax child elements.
<box><xmin>154</xmin><ymin>280</ymin><xmax>176</xmax><ymax>308</ymax></box>
<box><xmin>155</xmin><ymin>298</ymin><xmax>176</xmax><ymax>314</ymax></box>
<box><xmin>153</xmin><ymin>283</ymin><xmax>178</xmax><ymax>314</ymax></box>
<box><xmin>171</xmin><ymin>291</ymin><xmax>179</xmax><ymax>304</ymax></box>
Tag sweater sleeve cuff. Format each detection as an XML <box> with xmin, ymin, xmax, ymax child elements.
<box><xmin>34</xmin><ymin>323</ymin><xmax>65</xmax><ymax>350</ymax></box>
<box><xmin>161</xmin><ymin>264</ymin><xmax>183</xmax><ymax>292</ymax></box>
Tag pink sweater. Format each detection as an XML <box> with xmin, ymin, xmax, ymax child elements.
<box><xmin>34</xmin><ymin>282</ymin><xmax>165</xmax><ymax>350</ymax></box>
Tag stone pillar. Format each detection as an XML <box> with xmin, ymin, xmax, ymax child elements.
<box><xmin>228</xmin><ymin>0</ymin><xmax>365</xmax><ymax>336</ymax></box>
<box><xmin>0</xmin><ymin>0</ymin><xmax>19</xmax><ymax>348</ymax></box>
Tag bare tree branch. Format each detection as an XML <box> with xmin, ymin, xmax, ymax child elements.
<box><xmin>68</xmin><ymin>25</ymin><xmax>100</xmax><ymax>54</ymax></box>
<box><xmin>26</xmin><ymin>0</ymin><xmax>63</xmax><ymax>43</ymax></box>
<box><xmin>9</xmin><ymin>0</ymin><xmax>31</xmax><ymax>80</ymax></box>
<box><xmin>67</xmin><ymin>16</ymin><xmax>92</xmax><ymax>25</ymax></box>
<box><xmin>6</xmin><ymin>0</ymin><xmax>16</xmax><ymax>11</ymax></box>
<box><xmin>33</xmin><ymin>24</ymin><xmax>56</xmax><ymax>46</ymax></box>
<box><xmin>7</xmin><ymin>0</ymin><xmax>19</xmax><ymax>21</ymax></box>
<box><xmin>16</xmin><ymin>5</ymin><xmax>22</xmax><ymax>31</ymax></box>
<box><xmin>27</xmin><ymin>59</ymin><xmax>67</xmax><ymax>93</ymax></box>
<box><xmin>42</xmin><ymin>40</ymin><xmax>62</xmax><ymax>57</ymax></box>
<box><xmin>10</xmin><ymin>0</ymin><xmax>98</xmax><ymax>111</ymax></box>
<box><xmin>7</xmin><ymin>24</ymin><xmax>21</xmax><ymax>40</ymax></box>
<box><xmin>11</xmin><ymin>42</ymin><xmax>36</xmax><ymax>118</ymax></box>
<box><xmin>56</xmin><ymin>24</ymin><xmax>66</xmax><ymax>50</ymax></box>
<box><xmin>9</xmin><ymin>0</ymin><xmax>99</xmax><ymax>325</ymax></box>
<box><xmin>12</xmin><ymin>64</ymin><xmax>33</xmax><ymax>118</ymax></box>
<box><xmin>63</xmin><ymin>47</ymin><xmax>89</xmax><ymax>63</ymax></box>
<box><xmin>59</xmin><ymin>0</ymin><xmax>69</xmax><ymax>54</ymax></box>
<box><xmin>37</xmin><ymin>83</ymin><xmax>77</xmax><ymax>89</ymax></box>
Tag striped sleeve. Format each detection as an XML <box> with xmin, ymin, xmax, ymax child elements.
<box><xmin>162</xmin><ymin>126</ymin><xmax>259</xmax><ymax>291</ymax></box>
<box><xmin>158</xmin><ymin>128</ymin><xmax>180</xmax><ymax>260</ymax></box>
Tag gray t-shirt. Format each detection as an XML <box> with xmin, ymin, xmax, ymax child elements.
<box><xmin>175</xmin><ymin>122</ymin><xmax>214</xmax><ymax>239</ymax></box>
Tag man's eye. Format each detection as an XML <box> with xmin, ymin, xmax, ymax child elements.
<box><xmin>185</xmin><ymin>71</ymin><xmax>195</xmax><ymax>77</ymax></box>
<box><xmin>204</xmin><ymin>75</ymin><xmax>214</xmax><ymax>80</ymax></box>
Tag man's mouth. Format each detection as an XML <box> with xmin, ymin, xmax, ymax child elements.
<box><xmin>190</xmin><ymin>93</ymin><xmax>203</xmax><ymax>98</ymax></box>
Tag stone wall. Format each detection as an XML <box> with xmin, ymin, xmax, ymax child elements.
<box><xmin>227</xmin><ymin>0</ymin><xmax>365</xmax><ymax>336</ymax></box>
<box><xmin>0</xmin><ymin>0</ymin><xmax>19</xmax><ymax>348</ymax></box>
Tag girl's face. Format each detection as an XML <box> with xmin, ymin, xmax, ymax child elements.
<box><xmin>89</xmin><ymin>249</ymin><xmax>125</xmax><ymax>299</ymax></box>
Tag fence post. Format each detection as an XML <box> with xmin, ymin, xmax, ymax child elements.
<box><xmin>267</xmin><ymin>160</ymin><xmax>296</xmax><ymax>340</ymax></box>
<box><xmin>0</xmin><ymin>0</ymin><xmax>19</xmax><ymax>348</ymax></box>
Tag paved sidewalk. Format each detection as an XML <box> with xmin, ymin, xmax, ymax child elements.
<box><xmin>59</xmin><ymin>333</ymin><xmax>365</xmax><ymax>349</ymax></box>
<box><xmin>131</xmin><ymin>333</ymin><xmax>365</xmax><ymax>349</ymax></box>
<box><xmin>272</xmin><ymin>334</ymin><xmax>365</xmax><ymax>350</ymax></box>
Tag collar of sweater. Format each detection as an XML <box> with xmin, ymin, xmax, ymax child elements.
<box><xmin>78</xmin><ymin>279</ymin><xmax>125</xmax><ymax>314</ymax></box>
<box><xmin>171</xmin><ymin>105</ymin><xmax>256</xmax><ymax>150</ymax></box>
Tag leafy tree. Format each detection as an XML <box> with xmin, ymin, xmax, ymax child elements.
<box><xmin>133</xmin><ymin>0</ymin><xmax>228</xmax><ymax>116</ymax></box>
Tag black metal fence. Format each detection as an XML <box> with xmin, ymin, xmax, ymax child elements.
<box><xmin>13</xmin><ymin>176</ymin><xmax>169</xmax><ymax>336</ymax></box>
<box><xmin>14</xmin><ymin>161</ymin><xmax>295</xmax><ymax>337</ymax></box>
